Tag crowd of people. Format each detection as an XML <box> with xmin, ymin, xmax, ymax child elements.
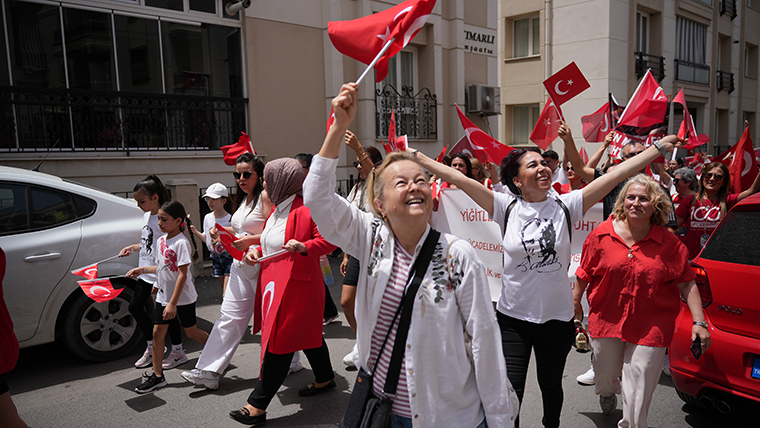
<box><xmin>3</xmin><ymin>80</ymin><xmax>759</xmax><ymax>428</ymax></box>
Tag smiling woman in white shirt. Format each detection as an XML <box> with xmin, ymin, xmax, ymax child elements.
<box><xmin>303</xmin><ymin>83</ymin><xmax>516</xmax><ymax>428</ymax></box>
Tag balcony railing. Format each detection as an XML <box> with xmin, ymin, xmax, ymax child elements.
<box><xmin>0</xmin><ymin>86</ymin><xmax>247</xmax><ymax>151</ymax></box>
<box><xmin>635</xmin><ymin>52</ymin><xmax>666</xmax><ymax>82</ymax></box>
<box><xmin>375</xmin><ymin>85</ymin><xmax>437</xmax><ymax>140</ymax></box>
<box><xmin>674</xmin><ymin>59</ymin><xmax>711</xmax><ymax>85</ymax></box>
<box><xmin>720</xmin><ymin>0</ymin><xmax>738</xmax><ymax>20</ymax></box>
<box><xmin>717</xmin><ymin>70</ymin><xmax>735</xmax><ymax>93</ymax></box>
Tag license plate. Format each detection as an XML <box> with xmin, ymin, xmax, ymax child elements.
<box><xmin>753</xmin><ymin>357</ymin><xmax>760</xmax><ymax>380</ymax></box>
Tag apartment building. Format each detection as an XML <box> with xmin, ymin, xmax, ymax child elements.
<box><xmin>498</xmin><ymin>0</ymin><xmax>759</xmax><ymax>155</ymax></box>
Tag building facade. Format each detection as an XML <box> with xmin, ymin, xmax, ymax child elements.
<box><xmin>1</xmin><ymin>0</ymin><xmax>499</xmax><ymax>213</ymax></box>
<box><xmin>498</xmin><ymin>0</ymin><xmax>760</xmax><ymax>156</ymax></box>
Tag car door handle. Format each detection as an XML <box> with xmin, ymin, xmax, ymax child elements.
<box><xmin>24</xmin><ymin>253</ymin><xmax>62</xmax><ymax>262</ymax></box>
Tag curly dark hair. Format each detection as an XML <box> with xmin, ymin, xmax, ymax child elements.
<box><xmin>500</xmin><ymin>148</ymin><xmax>541</xmax><ymax>195</ymax></box>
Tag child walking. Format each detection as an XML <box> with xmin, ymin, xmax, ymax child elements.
<box><xmin>120</xmin><ymin>176</ymin><xmax>187</xmax><ymax>369</ymax></box>
<box><xmin>190</xmin><ymin>183</ymin><xmax>234</xmax><ymax>297</ymax></box>
<box><xmin>128</xmin><ymin>201</ymin><xmax>209</xmax><ymax>394</ymax></box>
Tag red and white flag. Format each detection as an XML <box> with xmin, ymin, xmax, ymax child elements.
<box><xmin>326</xmin><ymin>108</ymin><xmax>335</xmax><ymax>134</ymax></box>
<box><xmin>454</xmin><ymin>105</ymin><xmax>513</xmax><ymax>164</ymax></box>
<box><xmin>215</xmin><ymin>223</ymin><xmax>246</xmax><ymax>261</ymax></box>
<box><xmin>221</xmin><ymin>132</ymin><xmax>256</xmax><ymax>166</ymax></box>
<box><xmin>617</xmin><ymin>70</ymin><xmax>668</xmax><ymax>129</ymax></box>
<box><xmin>543</xmin><ymin>62</ymin><xmax>590</xmax><ymax>106</ymax></box>
<box><xmin>672</xmin><ymin>89</ymin><xmax>708</xmax><ymax>150</ymax></box>
<box><xmin>78</xmin><ymin>278</ymin><xmax>124</xmax><ymax>303</ymax></box>
<box><xmin>581</xmin><ymin>102</ymin><xmax>612</xmax><ymax>143</ymax></box>
<box><xmin>435</xmin><ymin>144</ymin><xmax>449</xmax><ymax>163</ymax></box>
<box><xmin>714</xmin><ymin>124</ymin><xmax>759</xmax><ymax>193</ymax></box>
<box><xmin>530</xmin><ymin>98</ymin><xmax>563</xmax><ymax>150</ymax></box>
<box><xmin>328</xmin><ymin>0</ymin><xmax>436</xmax><ymax>82</ymax></box>
<box><xmin>579</xmin><ymin>146</ymin><xmax>590</xmax><ymax>164</ymax></box>
<box><xmin>71</xmin><ymin>263</ymin><xmax>99</xmax><ymax>280</ymax></box>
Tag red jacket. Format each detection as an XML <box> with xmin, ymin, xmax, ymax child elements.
<box><xmin>1</xmin><ymin>248</ymin><xmax>20</xmax><ymax>374</ymax></box>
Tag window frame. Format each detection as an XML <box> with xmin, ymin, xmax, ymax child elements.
<box><xmin>512</xmin><ymin>16</ymin><xmax>540</xmax><ymax>59</ymax></box>
<box><xmin>512</xmin><ymin>104</ymin><xmax>540</xmax><ymax>145</ymax></box>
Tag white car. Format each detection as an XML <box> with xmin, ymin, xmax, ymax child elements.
<box><xmin>0</xmin><ymin>166</ymin><xmax>144</xmax><ymax>362</ymax></box>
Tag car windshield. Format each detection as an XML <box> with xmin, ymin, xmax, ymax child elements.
<box><xmin>699</xmin><ymin>210</ymin><xmax>760</xmax><ymax>267</ymax></box>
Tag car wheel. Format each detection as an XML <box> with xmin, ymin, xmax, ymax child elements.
<box><xmin>61</xmin><ymin>288</ymin><xmax>144</xmax><ymax>362</ymax></box>
<box><xmin>675</xmin><ymin>386</ymin><xmax>701</xmax><ymax>407</ymax></box>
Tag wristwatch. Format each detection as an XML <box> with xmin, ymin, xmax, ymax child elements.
<box><xmin>693</xmin><ymin>321</ymin><xmax>709</xmax><ymax>328</ymax></box>
<box><xmin>653</xmin><ymin>140</ymin><xmax>669</xmax><ymax>156</ymax></box>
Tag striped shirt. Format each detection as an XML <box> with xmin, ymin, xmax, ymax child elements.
<box><xmin>369</xmin><ymin>240</ymin><xmax>413</xmax><ymax>417</ymax></box>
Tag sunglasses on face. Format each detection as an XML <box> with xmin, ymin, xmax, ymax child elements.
<box><xmin>233</xmin><ymin>171</ymin><xmax>253</xmax><ymax>180</ymax></box>
<box><xmin>623</xmin><ymin>151</ymin><xmax>641</xmax><ymax>160</ymax></box>
<box><xmin>673</xmin><ymin>178</ymin><xmax>681</xmax><ymax>184</ymax></box>
<box><xmin>353</xmin><ymin>161</ymin><xmax>362</xmax><ymax>168</ymax></box>
<box><xmin>703</xmin><ymin>173</ymin><xmax>724</xmax><ymax>181</ymax></box>
<box><xmin>565</xmin><ymin>166</ymin><xmax>574</xmax><ymax>172</ymax></box>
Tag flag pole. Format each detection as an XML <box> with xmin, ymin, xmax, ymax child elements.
<box><xmin>548</xmin><ymin>94</ymin><xmax>565</xmax><ymax>123</ymax></box>
<box><xmin>356</xmin><ymin>38</ymin><xmax>395</xmax><ymax>85</ymax></box>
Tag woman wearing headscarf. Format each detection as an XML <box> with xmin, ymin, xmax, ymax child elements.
<box><xmin>228</xmin><ymin>158</ymin><xmax>337</xmax><ymax>426</ymax></box>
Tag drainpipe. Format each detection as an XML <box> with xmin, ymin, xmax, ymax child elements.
<box><xmin>545</xmin><ymin>0</ymin><xmax>553</xmax><ymax>81</ymax></box>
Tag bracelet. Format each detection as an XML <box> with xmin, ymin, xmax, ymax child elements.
<box><xmin>653</xmin><ymin>140</ymin><xmax>668</xmax><ymax>156</ymax></box>
<box><xmin>693</xmin><ymin>321</ymin><xmax>708</xmax><ymax>328</ymax></box>
<box><xmin>357</xmin><ymin>152</ymin><xmax>369</xmax><ymax>162</ymax></box>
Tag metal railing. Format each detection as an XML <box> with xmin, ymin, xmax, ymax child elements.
<box><xmin>674</xmin><ymin>59</ymin><xmax>711</xmax><ymax>85</ymax></box>
<box><xmin>717</xmin><ymin>70</ymin><xmax>735</xmax><ymax>93</ymax></box>
<box><xmin>720</xmin><ymin>0</ymin><xmax>738</xmax><ymax>19</ymax></box>
<box><xmin>0</xmin><ymin>86</ymin><xmax>248</xmax><ymax>151</ymax></box>
<box><xmin>375</xmin><ymin>85</ymin><xmax>437</xmax><ymax>140</ymax></box>
<box><xmin>635</xmin><ymin>52</ymin><xmax>666</xmax><ymax>82</ymax></box>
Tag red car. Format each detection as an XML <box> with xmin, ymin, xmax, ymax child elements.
<box><xmin>670</xmin><ymin>192</ymin><xmax>760</xmax><ymax>414</ymax></box>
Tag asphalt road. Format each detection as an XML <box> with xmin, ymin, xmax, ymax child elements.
<box><xmin>8</xmin><ymin>254</ymin><xmax>758</xmax><ymax>427</ymax></box>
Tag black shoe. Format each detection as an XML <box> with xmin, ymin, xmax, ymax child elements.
<box><xmin>229</xmin><ymin>407</ymin><xmax>266</xmax><ymax>426</ymax></box>
<box><xmin>298</xmin><ymin>379</ymin><xmax>336</xmax><ymax>396</ymax></box>
<box><xmin>135</xmin><ymin>372</ymin><xmax>167</xmax><ymax>394</ymax></box>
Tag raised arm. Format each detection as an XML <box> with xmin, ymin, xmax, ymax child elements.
<box><xmin>411</xmin><ymin>150</ymin><xmax>495</xmax><ymax>217</ymax></box>
<box><xmin>345</xmin><ymin>130</ymin><xmax>375</xmax><ymax>171</ymax></box>
<box><xmin>586</xmin><ymin>132</ymin><xmax>613</xmax><ymax>170</ymax></box>
<box><xmin>558</xmin><ymin>122</ymin><xmax>596</xmax><ymax>183</ymax></box>
<box><xmin>581</xmin><ymin>135</ymin><xmax>680</xmax><ymax>213</ymax></box>
<box><xmin>738</xmin><ymin>168</ymin><xmax>760</xmax><ymax>201</ymax></box>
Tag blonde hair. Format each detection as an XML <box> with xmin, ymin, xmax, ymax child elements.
<box><xmin>365</xmin><ymin>152</ymin><xmax>428</xmax><ymax>218</ymax></box>
<box><xmin>612</xmin><ymin>174</ymin><xmax>672</xmax><ymax>225</ymax></box>
<box><xmin>469</xmin><ymin>158</ymin><xmax>489</xmax><ymax>182</ymax></box>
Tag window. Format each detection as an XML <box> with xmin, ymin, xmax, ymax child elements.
<box><xmin>675</xmin><ymin>17</ymin><xmax>709</xmax><ymax>85</ymax></box>
<box><xmin>700</xmin><ymin>211</ymin><xmax>760</xmax><ymax>267</ymax></box>
<box><xmin>750</xmin><ymin>0</ymin><xmax>760</xmax><ymax>10</ymax></box>
<box><xmin>746</xmin><ymin>44</ymin><xmax>759</xmax><ymax>78</ymax></box>
<box><xmin>0</xmin><ymin>183</ymin><xmax>28</xmax><ymax>235</ymax></box>
<box><xmin>0</xmin><ymin>183</ymin><xmax>94</xmax><ymax>236</ymax></box>
<box><xmin>5</xmin><ymin>1</ymin><xmax>66</xmax><ymax>88</ymax></box>
<box><xmin>513</xmin><ymin>17</ymin><xmax>539</xmax><ymax>58</ymax></box>
<box><xmin>378</xmin><ymin>48</ymin><xmax>417</xmax><ymax>93</ymax></box>
<box><xmin>513</xmin><ymin>105</ymin><xmax>540</xmax><ymax>145</ymax></box>
<box><xmin>636</xmin><ymin>12</ymin><xmax>649</xmax><ymax>53</ymax></box>
<box><xmin>64</xmin><ymin>8</ymin><xmax>116</xmax><ymax>91</ymax></box>
<box><xmin>114</xmin><ymin>15</ymin><xmax>163</xmax><ymax>94</ymax></box>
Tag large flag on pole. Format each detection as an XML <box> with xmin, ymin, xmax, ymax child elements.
<box><xmin>714</xmin><ymin>123</ymin><xmax>759</xmax><ymax>193</ymax></box>
<box><xmin>453</xmin><ymin>105</ymin><xmax>513</xmax><ymax>164</ymax></box>
<box><xmin>672</xmin><ymin>88</ymin><xmax>709</xmax><ymax>151</ymax></box>
<box><xmin>328</xmin><ymin>0</ymin><xmax>436</xmax><ymax>82</ymax></box>
<box><xmin>617</xmin><ymin>70</ymin><xmax>668</xmax><ymax>129</ymax></box>
<box><xmin>543</xmin><ymin>61</ymin><xmax>590</xmax><ymax>106</ymax></box>
<box><xmin>530</xmin><ymin>98</ymin><xmax>563</xmax><ymax>150</ymax></box>
<box><xmin>221</xmin><ymin>132</ymin><xmax>256</xmax><ymax>165</ymax></box>
<box><xmin>581</xmin><ymin>102</ymin><xmax>612</xmax><ymax>143</ymax></box>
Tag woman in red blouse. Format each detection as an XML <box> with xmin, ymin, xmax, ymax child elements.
<box><xmin>573</xmin><ymin>174</ymin><xmax>710</xmax><ymax>428</ymax></box>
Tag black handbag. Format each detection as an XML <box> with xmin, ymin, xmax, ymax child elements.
<box><xmin>340</xmin><ymin>230</ymin><xmax>440</xmax><ymax>428</ymax></box>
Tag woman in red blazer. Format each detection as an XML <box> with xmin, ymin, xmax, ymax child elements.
<box><xmin>230</xmin><ymin>158</ymin><xmax>337</xmax><ymax>426</ymax></box>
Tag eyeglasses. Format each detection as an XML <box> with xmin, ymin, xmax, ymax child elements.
<box><xmin>703</xmin><ymin>173</ymin><xmax>724</xmax><ymax>181</ymax></box>
<box><xmin>673</xmin><ymin>178</ymin><xmax>681</xmax><ymax>184</ymax></box>
<box><xmin>233</xmin><ymin>171</ymin><xmax>252</xmax><ymax>180</ymax></box>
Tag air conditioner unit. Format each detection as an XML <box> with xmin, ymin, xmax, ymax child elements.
<box><xmin>467</xmin><ymin>85</ymin><xmax>500</xmax><ymax>116</ymax></box>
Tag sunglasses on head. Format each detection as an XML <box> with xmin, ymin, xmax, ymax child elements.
<box><xmin>233</xmin><ymin>171</ymin><xmax>253</xmax><ymax>180</ymax></box>
<box><xmin>703</xmin><ymin>172</ymin><xmax>724</xmax><ymax>181</ymax></box>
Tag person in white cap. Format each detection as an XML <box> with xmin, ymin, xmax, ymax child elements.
<box><xmin>191</xmin><ymin>182</ymin><xmax>234</xmax><ymax>296</ymax></box>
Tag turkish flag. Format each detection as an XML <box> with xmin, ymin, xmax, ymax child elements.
<box><xmin>388</xmin><ymin>109</ymin><xmax>398</xmax><ymax>152</ymax></box>
<box><xmin>215</xmin><ymin>223</ymin><xmax>246</xmax><ymax>261</ymax></box>
<box><xmin>618</xmin><ymin>70</ymin><xmax>668</xmax><ymax>129</ymax></box>
<box><xmin>328</xmin><ymin>0</ymin><xmax>436</xmax><ymax>82</ymax></box>
<box><xmin>435</xmin><ymin>144</ymin><xmax>449</xmax><ymax>163</ymax></box>
<box><xmin>672</xmin><ymin>89</ymin><xmax>707</xmax><ymax>150</ymax></box>
<box><xmin>579</xmin><ymin>146</ymin><xmax>590</xmax><ymax>164</ymax></box>
<box><xmin>253</xmin><ymin>254</ymin><xmax>293</xmax><ymax>363</ymax></box>
<box><xmin>581</xmin><ymin>102</ymin><xmax>612</xmax><ymax>143</ymax></box>
<box><xmin>71</xmin><ymin>263</ymin><xmax>98</xmax><ymax>280</ymax></box>
<box><xmin>543</xmin><ymin>62</ymin><xmax>590</xmax><ymax>106</ymax></box>
<box><xmin>78</xmin><ymin>278</ymin><xmax>124</xmax><ymax>303</ymax></box>
<box><xmin>220</xmin><ymin>132</ymin><xmax>256</xmax><ymax>166</ymax></box>
<box><xmin>454</xmin><ymin>105</ymin><xmax>513</xmax><ymax>164</ymax></box>
<box><xmin>530</xmin><ymin>98</ymin><xmax>563</xmax><ymax>150</ymax></box>
<box><xmin>326</xmin><ymin>108</ymin><xmax>335</xmax><ymax>134</ymax></box>
<box><xmin>714</xmin><ymin>124</ymin><xmax>759</xmax><ymax>193</ymax></box>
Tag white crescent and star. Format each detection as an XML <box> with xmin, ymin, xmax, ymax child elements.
<box><xmin>600</xmin><ymin>114</ymin><xmax>609</xmax><ymax>133</ymax></box>
<box><xmin>376</xmin><ymin>6</ymin><xmax>429</xmax><ymax>48</ymax></box>
<box><xmin>263</xmin><ymin>280</ymin><xmax>276</xmax><ymax>317</ymax></box>
<box><xmin>85</xmin><ymin>267</ymin><xmax>98</xmax><ymax>277</ymax></box>
<box><xmin>742</xmin><ymin>151</ymin><xmax>753</xmax><ymax>176</ymax></box>
<box><xmin>554</xmin><ymin>79</ymin><xmax>573</xmax><ymax>96</ymax></box>
<box><xmin>90</xmin><ymin>286</ymin><xmax>112</xmax><ymax>296</ymax></box>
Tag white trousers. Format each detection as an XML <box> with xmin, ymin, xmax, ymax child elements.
<box><xmin>591</xmin><ymin>337</ymin><xmax>666</xmax><ymax>428</ymax></box>
<box><xmin>196</xmin><ymin>262</ymin><xmax>259</xmax><ymax>374</ymax></box>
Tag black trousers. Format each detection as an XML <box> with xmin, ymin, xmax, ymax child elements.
<box><xmin>247</xmin><ymin>338</ymin><xmax>334</xmax><ymax>410</ymax></box>
<box><xmin>497</xmin><ymin>312</ymin><xmax>574</xmax><ymax>428</ymax></box>
<box><xmin>323</xmin><ymin>283</ymin><xmax>339</xmax><ymax>319</ymax></box>
<box><xmin>128</xmin><ymin>278</ymin><xmax>181</xmax><ymax>345</ymax></box>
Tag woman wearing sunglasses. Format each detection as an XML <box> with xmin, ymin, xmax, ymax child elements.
<box><xmin>675</xmin><ymin>162</ymin><xmax>760</xmax><ymax>259</ymax></box>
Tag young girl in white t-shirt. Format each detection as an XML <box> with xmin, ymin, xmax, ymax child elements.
<box><xmin>191</xmin><ymin>182</ymin><xmax>234</xmax><ymax>297</ymax></box>
<box><xmin>128</xmin><ymin>201</ymin><xmax>209</xmax><ymax>394</ymax></box>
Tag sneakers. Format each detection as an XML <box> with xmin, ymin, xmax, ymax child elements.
<box><xmin>135</xmin><ymin>372</ymin><xmax>167</xmax><ymax>394</ymax></box>
<box><xmin>288</xmin><ymin>359</ymin><xmax>304</xmax><ymax>375</ymax></box>
<box><xmin>343</xmin><ymin>344</ymin><xmax>358</xmax><ymax>368</ymax></box>
<box><xmin>162</xmin><ymin>349</ymin><xmax>188</xmax><ymax>369</ymax></box>
<box><xmin>577</xmin><ymin>365</ymin><xmax>595</xmax><ymax>385</ymax></box>
<box><xmin>323</xmin><ymin>314</ymin><xmax>340</xmax><ymax>326</ymax></box>
<box><xmin>134</xmin><ymin>345</ymin><xmax>153</xmax><ymax>368</ymax></box>
<box><xmin>600</xmin><ymin>394</ymin><xmax>617</xmax><ymax>415</ymax></box>
<box><xmin>181</xmin><ymin>368</ymin><xmax>220</xmax><ymax>390</ymax></box>
<box><xmin>662</xmin><ymin>354</ymin><xmax>671</xmax><ymax>376</ymax></box>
